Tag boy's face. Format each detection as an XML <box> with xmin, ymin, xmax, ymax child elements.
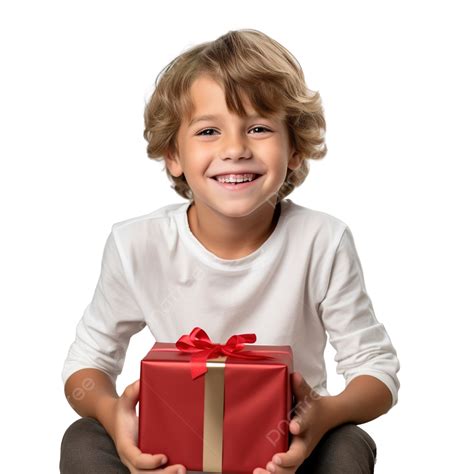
<box><xmin>165</xmin><ymin>74</ymin><xmax>301</xmax><ymax>217</ymax></box>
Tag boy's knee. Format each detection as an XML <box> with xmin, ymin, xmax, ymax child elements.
<box><xmin>299</xmin><ymin>423</ymin><xmax>377</xmax><ymax>474</ymax></box>
<box><xmin>60</xmin><ymin>417</ymin><xmax>99</xmax><ymax>462</ymax></box>
<box><xmin>60</xmin><ymin>417</ymin><xmax>127</xmax><ymax>473</ymax></box>
<box><xmin>61</xmin><ymin>417</ymin><xmax>103</xmax><ymax>448</ymax></box>
<box><xmin>334</xmin><ymin>423</ymin><xmax>377</xmax><ymax>455</ymax></box>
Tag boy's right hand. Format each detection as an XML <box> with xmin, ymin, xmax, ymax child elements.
<box><xmin>111</xmin><ymin>379</ymin><xmax>187</xmax><ymax>474</ymax></box>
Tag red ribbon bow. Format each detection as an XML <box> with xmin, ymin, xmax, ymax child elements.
<box><xmin>175</xmin><ymin>327</ymin><xmax>275</xmax><ymax>379</ymax></box>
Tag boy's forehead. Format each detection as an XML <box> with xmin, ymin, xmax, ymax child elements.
<box><xmin>185</xmin><ymin>74</ymin><xmax>285</xmax><ymax>122</ymax></box>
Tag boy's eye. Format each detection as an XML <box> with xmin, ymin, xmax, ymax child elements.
<box><xmin>196</xmin><ymin>126</ymin><xmax>271</xmax><ymax>136</ymax></box>
<box><xmin>197</xmin><ymin>128</ymin><xmax>218</xmax><ymax>136</ymax></box>
<box><xmin>249</xmin><ymin>126</ymin><xmax>271</xmax><ymax>134</ymax></box>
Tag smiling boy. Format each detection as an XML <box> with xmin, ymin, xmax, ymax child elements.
<box><xmin>60</xmin><ymin>29</ymin><xmax>400</xmax><ymax>474</ymax></box>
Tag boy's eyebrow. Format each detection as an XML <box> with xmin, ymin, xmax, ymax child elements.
<box><xmin>188</xmin><ymin>113</ymin><xmax>272</xmax><ymax>127</ymax></box>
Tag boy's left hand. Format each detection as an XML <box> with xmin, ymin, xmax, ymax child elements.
<box><xmin>253</xmin><ymin>371</ymin><xmax>333</xmax><ymax>474</ymax></box>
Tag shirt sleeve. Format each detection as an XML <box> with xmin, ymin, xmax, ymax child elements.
<box><xmin>61</xmin><ymin>226</ymin><xmax>146</xmax><ymax>386</ymax></box>
<box><xmin>318</xmin><ymin>225</ymin><xmax>400</xmax><ymax>408</ymax></box>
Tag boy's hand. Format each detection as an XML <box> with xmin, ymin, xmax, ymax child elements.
<box><xmin>253</xmin><ymin>372</ymin><xmax>335</xmax><ymax>474</ymax></box>
<box><xmin>112</xmin><ymin>379</ymin><xmax>187</xmax><ymax>474</ymax></box>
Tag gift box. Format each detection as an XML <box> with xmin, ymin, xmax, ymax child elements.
<box><xmin>138</xmin><ymin>327</ymin><xmax>294</xmax><ymax>474</ymax></box>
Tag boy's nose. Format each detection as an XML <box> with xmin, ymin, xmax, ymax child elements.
<box><xmin>219</xmin><ymin>133</ymin><xmax>252</xmax><ymax>160</ymax></box>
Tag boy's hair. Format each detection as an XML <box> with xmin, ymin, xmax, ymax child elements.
<box><xmin>143</xmin><ymin>29</ymin><xmax>327</xmax><ymax>203</ymax></box>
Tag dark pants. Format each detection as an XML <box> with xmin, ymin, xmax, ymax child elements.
<box><xmin>60</xmin><ymin>417</ymin><xmax>377</xmax><ymax>473</ymax></box>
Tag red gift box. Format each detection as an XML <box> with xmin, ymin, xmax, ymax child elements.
<box><xmin>138</xmin><ymin>327</ymin><xmax>294</xmax><ymax>473</ymax></box>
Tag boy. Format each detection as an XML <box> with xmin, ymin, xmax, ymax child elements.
<box><xmin>60</xmin><ymin>29</ymin><xmax>400</xmax><ymax>474</ymax></box>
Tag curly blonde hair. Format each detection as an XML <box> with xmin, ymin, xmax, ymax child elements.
<box><xmin>143</xmin><ymin>29</ymin><xmax>327</xmax><ymax>203</ymax></box>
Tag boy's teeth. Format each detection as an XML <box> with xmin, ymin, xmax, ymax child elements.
<box><xmin>215</xmin><ymin>173</ymin><xmax>258</xmax><ymax>183</ymax></box>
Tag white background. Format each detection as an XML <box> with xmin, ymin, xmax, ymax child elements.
<box><xmin>1</xmin><ymin>0</ymin><xmax>473</xmax><ymax>472</ymax></box>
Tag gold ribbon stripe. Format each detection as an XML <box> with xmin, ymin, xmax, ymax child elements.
<box><xmin>203</xmin><ymin>356</ymin><xmax>227</xmax><ymax>472</ymax></box>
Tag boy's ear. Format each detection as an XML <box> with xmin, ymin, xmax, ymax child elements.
<box><xmin>287</xmin><ymin>149</ymin><xmax>303</xmax><ymax>172</ymax></box>
<box><xmin>164</xmin><ymin>149</ymin><xmax>184</xmax><ymax>178</ymax></box>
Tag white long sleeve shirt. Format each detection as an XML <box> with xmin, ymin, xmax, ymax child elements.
<box><xmin>62</xmin><ymin>198</ymin><xmax>400</xmax><ymax>407</ymax></box>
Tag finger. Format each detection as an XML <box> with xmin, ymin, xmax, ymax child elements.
<box><xmin>266</xmin><ymin>459</ymin><xmax>293</xmax><ymax>474</ymax></box>
<box><xmin>163</xmin><ymin>465</ymin><xmax>187</xmax><ymax>474</ymax></box>
<box><xmin>289</xmin><ymin>416</ymin><xmax>305</xmax><ymax>435</ymax></box>
<box><xmin>122</xmin><ymin>379</ymin><xmax>140</xmax><ymax>409</ymax></box>
<box><xmin>290</xmin><ymin>372</ymin><xmax>321</xmax><ymax>435</ymax></box>
<box><xmin>133</xmin><ymin>453</ymin><xmax>165</xmax><ymax>470</ymax></box>
<box><xmin>291</xmin><ymin>372</ymin><xmax>314</xmax><ymax>400</ymax></box>
<box><xmin>272</xmin><ymin>436</ymin><xmax>307</xmax><ymax>469</ymax></box>
<box><xmin>133</xmin><ymin>465</ymin><xmax>185</xmax><ymax>474</ymax></box>
<box><xmin>123</xmin><ymin>443</ymin><xmax>166</xmax><ymax>470</ymax></box>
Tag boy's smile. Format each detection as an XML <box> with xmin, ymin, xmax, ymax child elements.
<box><xmin>165</xmin><ymin>74</ymin><xmax>302</xmax><ymax>259</ymax></box>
